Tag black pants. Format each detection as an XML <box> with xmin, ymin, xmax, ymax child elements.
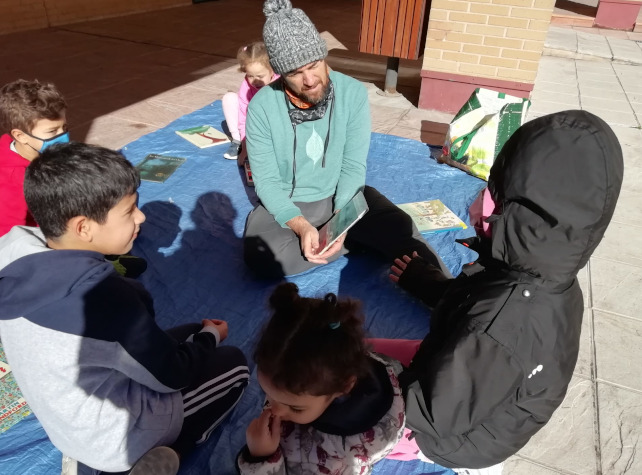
<box><xmin>243</xmin><ymin>185</ymin><xmax>452</xmax><ymax>278</ymax></box>
<box><xmin>80</xmin><ymin>324</ymin><xmax>249</xmax><ymax>475</ymax></box>
<box><xmin>165</xmin><ymin>324</ymin><xmax>249</xmax><ymax>455</ymax></box>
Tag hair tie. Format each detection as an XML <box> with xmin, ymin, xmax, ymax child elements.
<box><xmin>329</xmin><ymin>322</ymin><xmax>340</xmax><ymax>330</ymax></box>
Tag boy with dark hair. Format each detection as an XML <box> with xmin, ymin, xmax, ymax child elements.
<box><xmin>0</xmin><ymin>142</ymin><xmax>249</xmax><ymax>475</ymax></box>
<box><xmin>0</xmin><ymin>79</ymin><xmax>69</xmax><ymax>236</ymax></box>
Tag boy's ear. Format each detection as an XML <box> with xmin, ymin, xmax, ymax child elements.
<box><xmin>10</xmin><ymin>128</ymin><xmax>29</xmax><ymax>144</ymax></box>
<box><xmin>69</xmin><ymin>216</ymin><xmax>94</xmax><ymax>242</ymax></box>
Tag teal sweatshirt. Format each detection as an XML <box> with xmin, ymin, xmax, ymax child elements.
<box><xmin>245</xmin><ymin>70</ymin><xmax>371</xmax><ymax>227</ymax></box>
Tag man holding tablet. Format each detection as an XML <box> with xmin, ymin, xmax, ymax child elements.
<box><xmin>243</xmin><ymin>0</ymin><xmax>448</xmax><ymax>278</ymax></box>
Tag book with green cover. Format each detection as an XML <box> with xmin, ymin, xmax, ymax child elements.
<box><xmin>0</xmin><ymin>342</ymin><xmax>31</xmax><ymax>433</ymax></box>
<box><xmin>136</xmin><ymin>154</ymin><xmax>187</xmax><ymax>183</ymax></box>
<box><xmin>397</xmin><ymin>199</ymin><xmax>468</xmax><ymax>233</ymax></box>
<box><xmin>175</xmin><ymin>125</ymin><xmax>230</xmax><ymax>148</ymax></box>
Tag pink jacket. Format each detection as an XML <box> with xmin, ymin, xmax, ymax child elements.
<box><xmin>237</xmin><ymin>74</ymin><xmax>279</xmax><ymax>140</ymax></box>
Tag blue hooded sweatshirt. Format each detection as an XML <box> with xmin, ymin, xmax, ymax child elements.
<box><xmin>0</xmin><ymin>227</ymin><xmax>220</xmax><ymax>471</ymax></box>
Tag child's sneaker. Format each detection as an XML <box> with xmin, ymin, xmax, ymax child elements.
<box><xmin>224</xmin><ymin>140</ymin><xmax>242</xmax><ymax>160</ymax></box>
<box><xmin>128</xmin><ymin>446</ymin><xmax>179</xmax><ymax>475</ymax></box>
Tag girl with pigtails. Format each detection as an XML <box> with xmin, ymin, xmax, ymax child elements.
<box><xmin>236</xmin><ymin>283</ymin><xmax>405</xmax><ymax>474</ymax></box>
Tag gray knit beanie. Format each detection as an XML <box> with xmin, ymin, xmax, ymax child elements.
<box><xmin>262</xmin><ymin>0</ymin><xmax>328</xmax><ymax>75</ymax></box>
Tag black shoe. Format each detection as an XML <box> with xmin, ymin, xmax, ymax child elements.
<box><xmin>128</xmin><ymin>447</ymin><xmax>179</xmax><ymax>475</ymax></box>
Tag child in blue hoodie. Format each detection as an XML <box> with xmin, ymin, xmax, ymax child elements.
<box><xmin>0</xmin><ymin>142</ymin><xmax>249</xmax><ymax>475</ymax></box>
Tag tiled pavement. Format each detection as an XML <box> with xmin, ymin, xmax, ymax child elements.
<box><xmin>0</xmin><ymin>1</ymin><xmax>641</xmax><ymax>474</ymax></box>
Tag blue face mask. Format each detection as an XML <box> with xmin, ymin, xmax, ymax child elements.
<box><xmin>25</xmin><ymin>130</ymin><xmax>70</xmax><ymax>152</ymax></box>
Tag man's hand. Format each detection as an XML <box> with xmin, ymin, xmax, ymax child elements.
<box><xmin>246</xmin><ymin>409</ymin><xmax>281</xmax><ymax>458</ymax></box>
<box><xmin>389</xmin><ymin>251</ymin><xmax>419</xmax><ymax>283</ymax></box>
<box><xmin>287</xmin><ymin>216</ymin><xmax>327</xmax><ymax>264</ymax></box>
<box><xmin>202</xmin><ymin>319</ymin><xmax>228</xmax><ymax>341</ymax></box>
<box><xmin>316</xmin><ymin>233</ymin><xmax>346</xmax><ymax>260</ymax></box>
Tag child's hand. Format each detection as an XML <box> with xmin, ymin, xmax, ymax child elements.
<box><xmin>389</xmin><ymin>251</ymin><xmax>419</xmax><ymax>283</ymax></box>
<box><xmin>246</xmin><ymin>409</ymin><xmax>281</xmax><ymax>457</ymax></box>
<box><xmin>202</xmin><ymin>319</ymin><xmax>228</xmax><ymax>341</ymax></box>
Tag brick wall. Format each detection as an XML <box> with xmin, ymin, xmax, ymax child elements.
<box><xmin>0</xmin><ymin>0</ymin><xmax>190</xmax><ymax>35</ymax></box>
<box><xmin>423</xmin><ymin>0</ymin><xmax>556</xmax><ymax>84</ymax></box>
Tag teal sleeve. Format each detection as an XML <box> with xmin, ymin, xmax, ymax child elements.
<box><xmin>246</xmin><ymin>101</ymin><xmax>302</xmax><ymax>227</ymax></box>
<box><xmin>334</xmin><ymin>84</ymin><xmax>370</xmax><ymax>211</ymax></box>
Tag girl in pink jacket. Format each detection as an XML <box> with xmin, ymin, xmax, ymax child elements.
<box><xmin>222</xmin><ymin>42</ymin><xmax>279</xmax><ymax>163</ymax></box>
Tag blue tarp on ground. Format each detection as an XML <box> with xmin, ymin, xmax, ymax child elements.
<box><xmin>0</xmin><ymin>100</ymin><xmax>486</xmax><ymax>474</ymax></box>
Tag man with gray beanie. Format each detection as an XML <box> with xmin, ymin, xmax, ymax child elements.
<box><xmin>243</xmin><ymin>0</ymin><xmax>450</xmax><ymax>279</ymax></box>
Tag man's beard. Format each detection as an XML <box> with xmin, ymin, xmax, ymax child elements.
<box><xmin>300</xmin><ymin>80</ymin><xmax>330</xmax><ymax>105</ymax></box>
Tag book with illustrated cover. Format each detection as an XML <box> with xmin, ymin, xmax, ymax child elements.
<box><xmin>175</xmin><ymin>125</ymin><xmax>230</xmax><ymax>148</ymax></box>
<box><xmin>0</xmin><ymin>343</ymin><xmax>31</xmax><ymax>433</ymax></box>
<box><xmin>397</xmin><ymin>199</ymin><xmax>468</xmax><ymax>233</ymax></box>
<box><xmin>318</xmin><ymin>191</ymin><xmax>369</xmax><ymax>254</ymax></box>
<box><xmin>136</xmin><ymin>154</ymin><xmax>187</xmax><ymax>183</ymax></box>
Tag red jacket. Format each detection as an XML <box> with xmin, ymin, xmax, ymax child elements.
<box><xmin>0</xmin><ymin>134</ymin><xmax>36</xmax><ymax>236</ymax></box>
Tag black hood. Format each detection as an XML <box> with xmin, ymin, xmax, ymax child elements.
<box><xmin>487</xmin><ymin>110</ymin><xmax>623</xmax><ymax>283</ymax></box>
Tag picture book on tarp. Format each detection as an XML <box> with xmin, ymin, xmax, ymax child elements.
<box><xmin>0</xmin><ymin>343</ymin><xmax>31</xmax><ymax>433</ymax></box>
<box><xmin>175</xmin><ymin>125</ymin><xmax>230</xmax><ymax>148</ymax></box>
<box><xmin>397</xmin><ymin>199</ymin><xmax>467</xmax><ymax>233</ymax></box>
<box><xmin>136</xmin><ymin>154</ymin><xmax>187</xmax><ymax>183</ymax></box>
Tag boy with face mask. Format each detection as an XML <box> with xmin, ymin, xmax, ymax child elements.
<box><xmin>0</xmin><ymin>79</ymin><xmax>69</xmax><ymax>237</ymax></box>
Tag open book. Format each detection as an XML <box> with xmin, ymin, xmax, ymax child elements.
<box><xmin>397</xmin><ymin>199</ymin><xmax>467</xmax><ymax>233</ymax></box>
<box><xmin>175</xmin><ymin>125</ymin><xmax>230</xmax><ymax>148</ymax></box>
<box><xmin>0</xmin><ymin>344</ymin><xmax>31</xmax><ymax>433</ymax></box>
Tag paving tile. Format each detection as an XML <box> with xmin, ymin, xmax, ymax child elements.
<box><xmin>591</xmin><ymin>258</ymin><xmax>642</xmax><ymax>318</ymax></box>
<box><xmin>577</xmin><ymin>77</ymin><xmax>624</xmax><ymax>90</ymax></box>
<box><xmin>529</xmin><ymin>99</ymin><xmax>574</xmax><ymax>116</ymax></box>
<box><xmin>369</xmin><ymin>105</ymin><xmax>408</xmax><ymax>134</ymax></box>
<box><xmin>578</xmin><ymin>85</ymin><xmax>628</xmax><ymax>100</ymax></box>
<box><xmin>577</xmin><ymin>31</ymin><xmax>612</xmax><ymax>59</ymax></box>
<box><xmin>394</xmin><ymin>107</ymin><xmax>455</xmax><ymax>130</ymax></box>
<box><xmin>579</xmin><ymin>107</ymin><xmax>639</xmax><ymax>127</ymax></box>
<box><xmin>607</xmin><ymin>37</ymin><xmax>642</xmax><ymax>64</ymax></box>
<box><xmin>110</xmin><ymin>99</ymin><xmax>195</xmax><ymax>128</ymax></box>
<box><xmin>545</xmin><ymin>26</ymin><xmax>579</xmax><ymax>52</ymax></box>
<box><xmin>594</xmin><ymin>311</ymin><xmax>642</xmax><ymax>389</ymax></box>
<box><xmin>71</xmin><ymin>115</ymin><xmax>157</xmax><ymax>150</ymax></box>
<box><xmin>593</xmin><ymin>221</ymin><xmax>642</xmax><ymax>268</ymax></box>
<box><xmin>531</xmin><ymin>90</ymin><xmax>580</xmax><ymax>107</ymax></box>
<box><xmin>532</xmin><ymin>80</ymin><xmax>580</xmax><ymax>96</ymax></box>
<box><xmin>504</xmin><ymin>457</ymin><xmax>566</xmax><ymax>474</ymax></box>
<box><xmin>575</xmin><ymin>307</ymin><xmax>592</xmax><ymax>379</ymax></box>
<box><xmin>517</xmin><ymin>375</ymin><xmax>597</xmax><ymax>475</ymax></box>
<box><xmin>575</xmin><ymin>59</ymin><xmax>615</xmax><ymax>72</ymax></box>
<box><xmin>386</xmin><ymin>125</ymin><xmax>424</xmax><ymax>142</ymax></box>
<box><xmin>364</xmin><ymin>83</ymin><xmax>416</xmax><ymax>110</ymax></box>
<box><xmin>599</xmin><ymin>29</ymin><xmax>633</xmax><ymax>40</ymax></box>
<box><xmin>620</xmin><ymin>159</ymin><xmax>642</xmax><ymax>193</ymax></box>
<box><xmin>612</xmin><ymin>190</ymin><xmax>642</xmax><ymax>228</ymax></box>
<box><xmin>148</xmin><ymin>85</ymin><xmax>224</xmax><ymax>111</ymax></box>
<box><xmin>581</xmin><ymin>96</ymin><xmax>634</xmax><ymax>113</ymax></box>
<box><xmin>597</xmin><ymin>382</ymin><xmax>642</xmax><ymax>474</ymax></box>
<box><xmin>535</xmin><ymin>58</ymin><xmax>578</xmax><ymax>84</ymax></box>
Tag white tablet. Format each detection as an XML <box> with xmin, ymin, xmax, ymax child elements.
<box><xmin>317</xmin><ymin>190</ymin><xmax>369</xmax><ymax>254</ymax></box>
